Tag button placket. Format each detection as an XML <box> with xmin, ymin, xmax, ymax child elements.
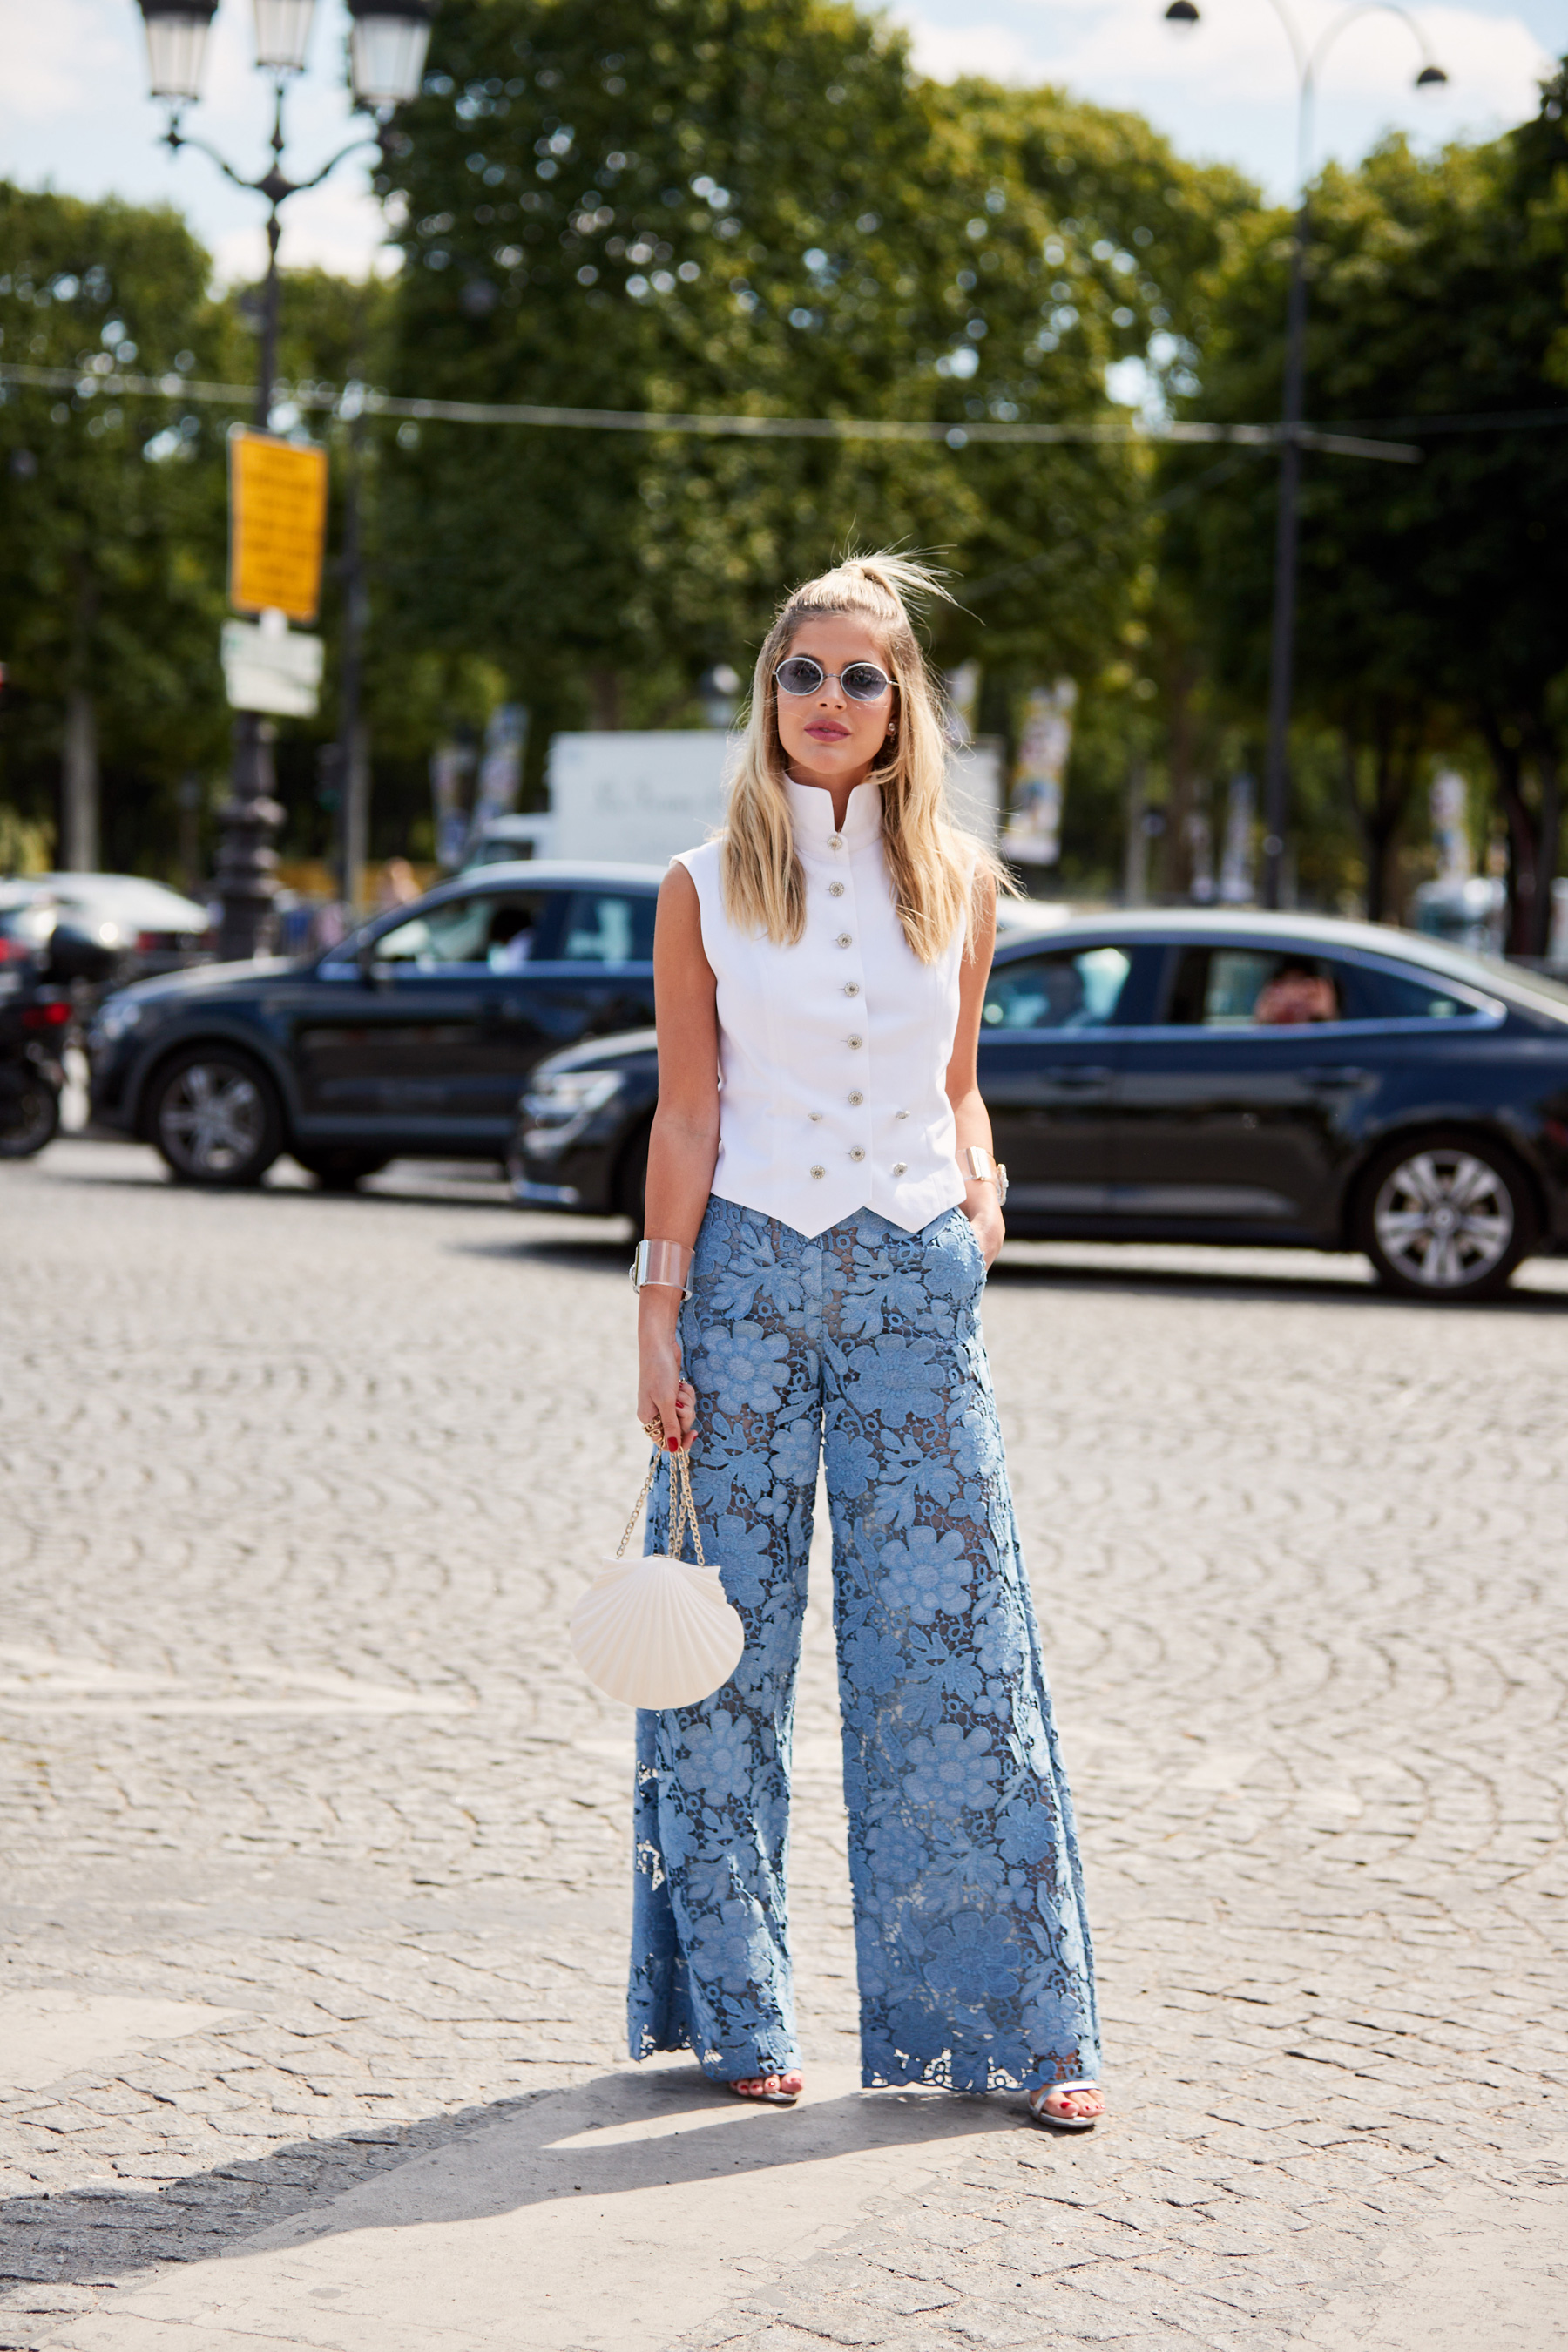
<box><xmin>813</xmin><ymin>828</ymin><xmax>872</xmax><ymax>1200</ymax></box>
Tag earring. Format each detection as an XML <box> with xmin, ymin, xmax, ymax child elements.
<box><xmin>885</xmin><ymin>722</ymin><xmax>896</xmax><ymax>738</ymax></box>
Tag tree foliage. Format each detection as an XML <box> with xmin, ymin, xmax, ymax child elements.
<box><xmin>1166</xmin><ymin>77</ymin><xmax>1568</xmax><ymax>940</ymax></box>
<box><xmin>376</xmin><ymin>0</ymin><xmax>1249</xmax><ymax>733</ymax></box>
<box><xmin>0</xmin><ymin>185</ymin><xmax>240</xmax><ymax>869</ymax></box>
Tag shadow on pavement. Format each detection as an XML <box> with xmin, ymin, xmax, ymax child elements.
<box><xmin>0</xmin><ymin>2065</ymin><xmax>1049</xmax><ymax>2304</ymax></box>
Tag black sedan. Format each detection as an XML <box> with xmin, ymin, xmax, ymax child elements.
<box><xmin>88</xmin><ymin>862</ymin><xmax>665</xmax><ymax>1186</ymax></box>
<box><xmin>507</xmin><ymin>909</ymin><xmax>1568</xmax><ymax>1301</ymax></box>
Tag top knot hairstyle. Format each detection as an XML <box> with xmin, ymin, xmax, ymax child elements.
<box><xmin>720</xmin><ymin>551</ymin><xmax>1008</xmax><ymax>964</ymax></box>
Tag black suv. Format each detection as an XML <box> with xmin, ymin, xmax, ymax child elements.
<box><xmin>88</xmin><ymin>862</ymin><xmax>664</xmax><ymax>1186</ymax></box>
<box><xmin>509</xmin><ymin>909</ymin><xmax>1568</xmax><ymax>1301</ymax></box>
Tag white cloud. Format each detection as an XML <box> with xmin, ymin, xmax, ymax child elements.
<box><xmin>896</xmin><ymin>0</ymin><xmax>1552</xmax><ymax>196</ymax></box>
<box><xmin>2</xmin><ymin>0</ymin><xmax>1553</xmax><ymax>274</ymax></box>
<box><xmin>0</xmin><ymin>0</ymin><xmax>392</xmax><ymax>280</ymax></box>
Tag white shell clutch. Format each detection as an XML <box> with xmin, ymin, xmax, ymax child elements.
<box><xmin>571</xmin><ymin>1552</ymin><xmax>744</xmax><ymax>1709</ymax></box>
<box><xmin>571</xmin><ymin>1431</ymin><xmax>745</xmax><ymax>1711</ymax></box>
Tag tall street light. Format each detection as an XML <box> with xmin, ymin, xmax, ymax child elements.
<box><xmin>133</xmin><ymin>0</ymin><xmax>434</xmax><ymax>959</ymax></box>
<box><xmin>1164</xmin><ymin>0</ymin><xmax>1446</xmax><ymax>909</ymax></box>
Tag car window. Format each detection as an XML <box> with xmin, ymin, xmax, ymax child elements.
<box><xmin>983</xmin><ymin>945</ymin><xmax>1132</xmax><ymax>1031</ymax></box>
<box><xmin>1166</xmin><ymin>947</ymin><xmax>1344</xmax><ymax>1027</ymax></box>
<box><xmin>375</xmin><ymin>893</ymin><xmax>549</xmax><ymax>971</ymax></box>
<box><xmin>1166</xmin><ymin>946</ymin><xmax>1477</xmax><ymax>1028</ymax></box>
<box><xmin>1342</xmin><ymin>963</ymin><xmax>1474</xmax><ymax>1022</ymax></box>
<box><xmin>556</xmin><ymin>890</ymin><xmax>656</xmax><ymax>964</ymax></box>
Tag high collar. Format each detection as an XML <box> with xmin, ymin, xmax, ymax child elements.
<box><xmin>784</xmin><ymin>774</ymin><xmax>883</xmax><ymax>853</ymax></box>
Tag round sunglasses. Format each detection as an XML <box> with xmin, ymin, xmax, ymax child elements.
<box><xmin>774</xmin><ymin>655</ymin><xmax>893</xmax><ymax>703</ymax></box>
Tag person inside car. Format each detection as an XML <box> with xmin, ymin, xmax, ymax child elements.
<box><xmin>1254</xmin><ymin>959</ymin><xmax>1339</xmax><ymax>1025</ymax></box>
<box><xmin>488</xmin><ymin>904</ymin><xmax>536</xmax><ymax>971</ymax></box>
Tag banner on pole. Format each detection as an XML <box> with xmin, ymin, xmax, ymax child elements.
<box><xmin>472</xmin><ymin>704</ymin><xmax>530</xmax><ymax>835</ymax></box>
<box><xmin>1003</xmin><ymin>681</ymin><xmax>1077</xmax><ymax>865</ymax></box>
<box><xmin>228</xmin><ymin>428</ymin><xmax>329</xmax><ymax>623</ymax></box>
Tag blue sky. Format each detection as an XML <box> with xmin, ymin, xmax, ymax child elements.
<box><xmin>0</xmin><ymin>0</ymin><xmax>1555</xmax><ymax>286</ymax></box>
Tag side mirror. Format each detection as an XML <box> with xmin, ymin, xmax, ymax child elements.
<box><xmin>46</xmin><ymin>918</ymin><xmax>125</xmax><ymax>985</ymax></box>
<box><xmin>356</xmin><ymin>936</ymin><xmax>381</xmax><ymax>986</ymax></box>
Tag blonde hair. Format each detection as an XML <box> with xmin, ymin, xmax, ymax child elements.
<box><xmin>721</xmin><ymin>551</ymin><xmax>1007</xmax><ymax>963</ymax></box>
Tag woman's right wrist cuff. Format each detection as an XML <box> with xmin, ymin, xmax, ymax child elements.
<box><xmin>629</xmin><ymin>1240</ymin><xmax>694</xmax><ymax>1297</ymax></box>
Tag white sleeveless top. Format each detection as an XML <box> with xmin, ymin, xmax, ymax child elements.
<box><xmin>675</xmin><ymin>778</ymin><xmax>969</xmax><ymax>1240</ymax></box>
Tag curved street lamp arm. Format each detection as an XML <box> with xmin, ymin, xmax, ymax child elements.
<box><xmin>160</xmin><ymin>120</ymin><xmax>382</xmax><ymax>207</ymax></box>
<box><xmin>287</xmin><ymin>128</ymin><xmax>383</xmax><ymax>197</ymax></box>
<box><xmin>161</xmin><ymin>121</ymin><xmax>276</xmax><ymax>198</ymax></box>
<box><xmin>1310</xmin><ymin>0</ymin><xmax>1442</xmax><ymax>86</ymax></box>
<box><xmin>1254</xmin><ymin>0</ymin><xmax>1310</xmax><ymax>88</ymax></box>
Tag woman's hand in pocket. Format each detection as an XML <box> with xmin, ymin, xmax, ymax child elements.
<box><xmin>963</xmin><ymin>1185</ymin><xmax>1006</xmax><ymax>1269</ymax></box>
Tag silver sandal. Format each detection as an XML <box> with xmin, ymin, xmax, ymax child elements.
<box><xmin>1027</xmin><ymin>2079</ymin><xmax>1103</xmax><ymax>2132</ymax></box>
<box><xmin>727</xmin><ymin>2073</ymin><xmax>801</xmax><ymax>2107</ymax></box>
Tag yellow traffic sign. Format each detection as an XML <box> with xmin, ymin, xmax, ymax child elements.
<box><xmin>228</xmin><ymin>428</ymin><xmax>329</xmax><ymax>623</ymax></box>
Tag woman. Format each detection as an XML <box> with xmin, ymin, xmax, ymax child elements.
<box><xmin>630</xmin><ymin>553</ymin><xmax>1103</xmax><ymax>2130</ymax></box>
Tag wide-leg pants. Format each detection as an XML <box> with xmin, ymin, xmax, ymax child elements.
<box><xmin>629</xmin><ymin>1196</ymin><xmax>1100</xmax><ymax>2093</ymax></box>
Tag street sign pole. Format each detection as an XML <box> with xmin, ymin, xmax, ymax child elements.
<box><xmin>218</xmin><ymin>183</ymin><xmax>287</xmax><ymax>965</ymax></box>
<box><xmin>219</xmin><ymin>417</ymin><xmax>329</xmax><ymax>961</ymax></box>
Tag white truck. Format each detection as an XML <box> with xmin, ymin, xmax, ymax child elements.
<box><xmin>464</xmin><ymin>729</ymin><xmax>1004</xmax><ymax>872</ymax></box>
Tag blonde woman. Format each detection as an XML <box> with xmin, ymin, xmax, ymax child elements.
<box><xmin>630</xmin><ymin>554</ymin><xmax>1103</xmax><ymax>2130</ymax></box>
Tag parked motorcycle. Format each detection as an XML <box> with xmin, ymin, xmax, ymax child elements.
<box><xmin>0</xmin><ymin>902</ymin><xmax>125</xmax><ymax>1158</ymax></box>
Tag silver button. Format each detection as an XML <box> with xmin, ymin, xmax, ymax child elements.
<box><xmin>893</xmin><ymin>1160</ymin><xmax>908</xmax><ymax>1176</ymax></box>
<box><xmin>848</xmin><ymin>1091</ymin><xmax>864</xmax><ymax>1106</ymax></box>
<box><xmin>811</xmin><ymin>1165</ymin><xmax>826</xmax><ymax>1179</ymax></box>
<box><xmin>849</xmin><ymin>1146</ymin><xmax>866</xmax><ymax>1163</ymax></box>
<box><xmin>828</xmin><ymin>833</ymin><xmax>843</xmax><ymax>849</ymax></box>
<box><xmin>847</xmin><ymin>1034</ymin><xmax>863</xmax><ymax>1050</ymax></box>
<box><xmin>828</xmin><ymin>882</ymin><xmax>845</xmax><ymax>898</ymax></box>
<box><xmin>836</xmin><ymin>932</ymin><xmax>853</xmax><ymax>949</ymax></box>
<box><xmin>843</xmin><ymin>982</ymin><xmax>860</xmax><ymax>997</ymax></box>
<box><xmin>808</xmin><ymin>1111</ymin><xmax>823</xmax><ymax>1123</ymax></box>
<box><xmin>895</xmin><ymin>1108</ymin><xmax>909</xmax><ymax>1121</ymax></box>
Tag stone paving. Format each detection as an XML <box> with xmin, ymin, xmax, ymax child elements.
<box><xmin>0</xmin><ymin>1139</ymin><xmax>1565</xmax><ymax>2349</ymax></box>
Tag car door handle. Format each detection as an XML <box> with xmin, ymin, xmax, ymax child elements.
<box><xmin>1040</xmin><ymin>1064</ymin><xmax>1112</xmax><ymax>1088</ymax></box>
<box><xmin>1300</xmin><ymin>1064</ymin><xmax>1370</xmax><ymax>1087</ymax></box>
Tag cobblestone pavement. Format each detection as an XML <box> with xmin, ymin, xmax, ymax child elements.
<box><xmin>1</xmin><ymin>1139</ymin><xmax>1565</xmax><ymax>2349</ymax></box>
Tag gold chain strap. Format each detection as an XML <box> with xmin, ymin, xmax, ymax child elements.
<box><xmin>614</xmin><ymin>1423</ymin><xmax>706</xmax><ymax>1567</ymax></box>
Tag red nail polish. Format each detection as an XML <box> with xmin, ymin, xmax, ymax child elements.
<box><xmin>667</xmin><ymin>1436</ymin><xmax>681</xmax><ymax>1452</ymax></box>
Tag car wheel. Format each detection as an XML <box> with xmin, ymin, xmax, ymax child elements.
<box><xmin>0</xmin><ymin>1071</ymin><xmax>60</xmax><ymax>1159</ymax></box>
<box><xmin>293</xmin><ymin>1148</ymin><xmax>391</xmax><ymax>1193</ymax></box>
<box><xmin>150</xmin><ymin>1047</ymin><xmax>281</xmax><ymax>1186</ymax></box>
<box><xmin>1356</xmin><ymin>1130</ymin><xmax>1536</xmax><ymax>1301</ymax></box>
<box><xmin>617</xmin><ymin>1122</ymin><xmax>650</xmax><ymax>1240</ymax></box>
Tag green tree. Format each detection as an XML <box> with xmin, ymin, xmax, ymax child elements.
<box><xmin>374</xmin><ymin>0</ymin><xmax>1250</xmax><ymax>774</ymax></box>
<box><xmin>0</xmin><ymin>185</ymin><xmax>240</xmax><ymax>878</ymax></box>
<box><xmin>1167</xmin><ymin>86</ymin><xmax>1568</xmax><ymax>942</ymax></box>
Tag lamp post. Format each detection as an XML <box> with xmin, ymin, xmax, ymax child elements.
<box><xmin>1163</xmin><ymin>0</ymin><xmax>1445</xmax><ymax>909</ymax></box>
<box><xmin>133</xmin><ymin>0</ymin><xmax>434</xmax><ymax>958</ymax></box>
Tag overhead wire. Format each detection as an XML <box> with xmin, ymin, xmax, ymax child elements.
<box><xmin>0</xmin><ymin>360</ymin><xmax>1423</xmax><ymax>461</ymax></box>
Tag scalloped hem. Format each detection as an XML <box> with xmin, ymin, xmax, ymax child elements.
<box><xmin>861</xmin><ymin>2051</ymin><xmax>1098</xmax><ymax>2095</ymax></box>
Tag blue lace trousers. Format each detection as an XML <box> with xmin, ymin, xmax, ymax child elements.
<box><xmin>628</xmin><ymin>1197</ymin><xmax>1100</xmax><ymax>2093</ymax></box>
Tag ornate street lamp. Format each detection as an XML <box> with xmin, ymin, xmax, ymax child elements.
<box><xmin>137</xmin><ymin>2</ymin><xmax>219</xmax><ymax>98</ymax></box>
<box><xmin>1162</xmin><ymin>0</ymin><xmax>1447</xmax><ymax>909</ymax></box>
<box><xmin>348</xmin><ymin>0</ymin><xmax>435</xmax><ymax>105</ymax></box>
<box><xmin>132</xmin><ymin>0</ymin><xmax>435</xmax><ymax>958</ymax></box>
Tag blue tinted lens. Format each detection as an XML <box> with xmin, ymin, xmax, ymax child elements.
<box><xmin>842</xmin><ymin>663</ymin><xmax>890</xmax><ymax>700</ymax></box>
<box><xmin>776</xmin><ymin>658</ymin><xmax>825</xmax><ymax>695</ymax></box>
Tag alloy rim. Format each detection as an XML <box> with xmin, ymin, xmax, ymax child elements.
<box><xmin>1373</xmin><ymin>1149</ymin><xmax>1513</xmax><ymax>1288</ymax></box>
<box><xmin>159</xmin><ymin>1063</ymin><xmax>264</xmax><ymax>1176</ymax></box>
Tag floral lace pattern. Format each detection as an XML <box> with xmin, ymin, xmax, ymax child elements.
<box><xmin>629</xmin><ymin>1198</ymin><xmax>1100</xmax><ymax>2093</ymax></box>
